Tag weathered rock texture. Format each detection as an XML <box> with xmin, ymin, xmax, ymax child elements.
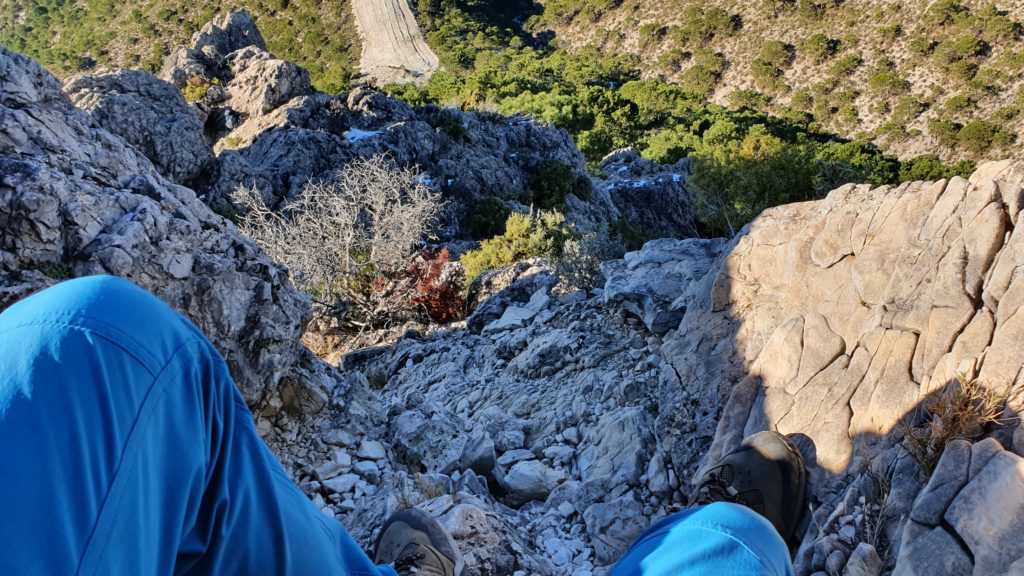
<box><xmin>282</xmin><ymin>161</ymin><xmax>1024</xmax><ymax>575</ymax></box>
<box><xmin>656</xmin><ymin>160</ymin><xmax>1024</xmax><ymax>574</ymax></box>
<box><xmin>64</xmin><ymin>69</ymin><xmax>215</xmax><ymax>187</ymax></box>
<box><xmin>0</xmin><ymin>46</ymin><xmax>330</xmax><ymax>409</ymax></box>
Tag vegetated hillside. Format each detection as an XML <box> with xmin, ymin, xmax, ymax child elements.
<box><xmin>395</xmin><ymin>0</ymin><xmax>976</xmax><ymax>236</ymax></box>
<box><xmin>0</xmin><ymin>0</ymin><xmax>359</xmax><ymax>92</ymax></box>
<box><xmin>536</xmin><ymin>0</ymin><xmax>1024</xmax><ymax>163</ymax></box>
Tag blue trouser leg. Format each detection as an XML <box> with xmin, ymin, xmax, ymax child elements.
<box><xmin>0</xmin><ymin>275</ymin><xmax>396</xmax><ymax>575</ymax></box>
<box><xmin>610</xmin><ymin>502</ymin><xmax>794</xmax><ymax>576</ymax></box>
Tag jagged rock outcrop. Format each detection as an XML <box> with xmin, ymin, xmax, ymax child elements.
<box><xmin>601</xmin><ymin>238</ymin><xmax>726</xmax><ymax>334</ymax></box>
<box><xmin>655</xmin><ymin>161</ymin><xmax>1024</xmax><ymax>574</ymax></box>
<box><xmin>146</xmin><ymin>11</ymin><xmax>664</xmax><ymax>240</ymax></box>
<box><xmin>64</xmin><ymin>69</ymin><xmax>215</xmax><ymax>187</ymax></box>
<box><xmin>267</xmin><ymin>161</ymin><xmax>1024</xmax><ymax>575</ymax></box>
<box><xmin>896</xmin><ymin>437</ymin><xmax>1024</xmax><ymax>575</ymax></box>
<box><xmin>0</xmin><ymin>46</ymin><xmax>328</xmax><ymax>409</ymax></box>
<box><xmin>597</xmin><ymin>148</ymin><xmax>697</xmax><ymax>238</ymax></box>
<box><xmin>159</xmin><ymin>10</ymin><xmax>267</xmax><ymax>88</ymax></box>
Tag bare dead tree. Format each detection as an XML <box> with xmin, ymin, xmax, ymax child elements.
<box><xmin>237</xmin><ymin>155</ymin><xmax>444</xmax><ymax>328</ymax></box>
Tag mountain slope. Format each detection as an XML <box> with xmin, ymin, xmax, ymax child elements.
<box><xmin>536</xmin><ymin>0</ymin><xmax>1024</xmax><ymax>162</ymax></box>
<box><xmin>0</xmin><ymin>0</ymin><xmax>359</xmax><ymax>92</ymax></box>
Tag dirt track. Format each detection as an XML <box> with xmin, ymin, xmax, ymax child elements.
<box><xmin>351</xmin><ymin>0</ymin><xmax>439</xmax><ymax>85</ymax></box>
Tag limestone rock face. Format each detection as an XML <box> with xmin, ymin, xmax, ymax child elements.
<box><xmin>598</xmin><ymin>148</ymin><xmax>697</xmax><ymax>239</ymax></box>
<box><xmin>64</xmin><ymin>69</ymin><xmax>215</xmax><ymax>187</ymax></box>
<box><xmin>897</xmin><ymin>438</ymin><xmax>1024</xmax><ymax>575</ymax></box>
<box><xmin>651</xmin><ymin>161</ymin><xmax>1024</xmax><ymax>573</ymax></box>
<box><xmin>152</xmin><ymin>11</ymin><xmax>684</xmax><ymax>241</ymax></box>
<box><xmin>226</xmin><ymin>47</ymin><xmax>313</xmax><ymax>116</ymax></box>
<box><xmin>0</xmin><ymin>46</ymin><xmax>327</xmax><ymax>408</ymax></box>
<box><xmin>602</xmin><ymin>238</ymin><xmax>727</xmax><ymax>333</ymax></box>
<box><xmin>466</xmin><ymin>259</ymin><xmax>558</xmax><ymax>333</ymax></box>
<box><xmin>159</xmin><ymin>9</ymin><xmax>267</xmax><ymax>88</ymax></box>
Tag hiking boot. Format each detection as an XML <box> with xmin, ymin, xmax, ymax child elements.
<box><xmin>373</xmin><ymin>508</ymin><xmax>464</xmax><ymax>576</ymax></box>
<box><xmin>688</xmin><ymin>431</ymin><xmax>806</xmax><ymax>544</ymax></box>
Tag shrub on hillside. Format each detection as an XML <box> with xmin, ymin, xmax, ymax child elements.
<box><xmin>729</xmin><ymin>90</ymin><xmax>772</xmax><ymax>111</ymax></box>
<box><xmin>813</xmin><ymin>141</ymin><xmax>900</xmax><ymax>188</ymax></box>
<box><xmin>237</xmin><ymin>156</ymin><xmax>445</xmax><ymax>328</ymax></box>
<box><xmin>407</xmin><ymin>248</ymin><xmax>466</xmax><ymax>324</ymax></box>
<box><xmin>801</xmin><ymin>34</ymin><xmax>837</xmax><ymax>63</ymax></box>
<box><xmin>957</xmin><ymin>119</ymin><xmax>1013</xmax><ymax>153</ymax></box>
<box><xmin>690</xmin><ymin>126</ymin><xmax>818</xmax><ymax>236</ymax></box>
<box><xmin>464</xmin><ymin>197</ymin><xmax>512</xmax><ymax>239</ymax></box>
<box><xmin>529</xmin><ymin>159</ymin><xmax>592</xmax><ymax>209</ymax></box>
<box><xmin>928</xmin><ymin>118</ymin><xmax>962</xmax><ymax>147</ymax></box>
<box><xmin>460</xmin><ymin>210</ymin><xmax>573</xmax><ymax>288</ymax></box>
<box><xmin>643</xmin><ymin>130</ymin><xmax>693</xmax><ymax>164</ymax></box>
<box><xmin>829</xmin><ymin>54</ymin><xmax>863</xmax><ymax>78</ymax></box>
<box><xmin>554</xmin><ymin>224</ymin><xmax>624</xmax><ymax>292</ymax></box>
<box><xmin>898</xmin><ymin>154</ymin><xmax>975</xmax><ymax>181</ymax></box>
<box><xmin>182</xmin><ymin>76</ymin><xmax>217</xmax><ymax>103</ymax></box>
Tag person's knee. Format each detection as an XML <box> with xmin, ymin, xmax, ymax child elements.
<box><xmin>2</xmin><ymin>275</ymin><xmax>206</xmax><ymax>370</ymax></box>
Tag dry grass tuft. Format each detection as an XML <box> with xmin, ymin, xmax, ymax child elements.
<box><xmin>899</xmin><ymin>375</ymin><xmax>1007</xmax><ymax>477</ymax></box>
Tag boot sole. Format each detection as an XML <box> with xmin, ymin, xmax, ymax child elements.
<box><xmin>375</xmin><ymin>507</ymin><xmax>465</xmax><ymax>576</ymax></box>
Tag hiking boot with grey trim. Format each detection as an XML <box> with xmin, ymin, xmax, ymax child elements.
<box><xmin>688</xmin><ymin>430</ymin><xmax>807</xmax><ymax>544</ymax></box>
<box><xmin>373</xmin><ymin>508</ymin><xmax>464</xmax><ymax>576</ymax></box>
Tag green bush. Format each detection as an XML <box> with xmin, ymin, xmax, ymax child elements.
<box><xmin>943</xmin><ymin>94</ymin><xmax>975</xmax><ymax>116</ymax></box>
<box><xmin>813</xmin><ymin>141</ymin><xmax>899</xmax><ymax>186</ymax></box>
<box><xmin>528</xmin><ymin>160</ymin><xmax>592</xmax><ymax>210</ymax></box>
<box><xmin>643</xmin><ymin>130</ymin><xmax>693</xmax><ymax>164</ymax></box>
<box><xmin>756</xmin><ymin>40</ymin><xmax>794</xmax><ymax>69</ymax></box>
<box><xmin>934</xmin><ymin>36</ymin><xmax>987</xmax><ymax>64</ymax></box>
<box><xmin>925</xmin><ymin>0</ymin><xmax>970</xmax><ymax>27</ymax></box>
<box><xmin>829</xmin><ymin>54</ymin><xmax>863</xmax><ymax>77</ymax></box>
<box><xmin>181</xmin><ymin>76</ymin><xmax>217</xmax><ymax>102</ymax></box>
<box><xmin>639</xmin><ymin>23</ymin><xmax>668</xmax><ymax>50</ymax></box>
<box><xmin>928</xmin><ymin>118</ymin><xmax>962</xmax><ymax>147</ymax></box>
<box><xmin>801</xmin><ymin>33</ymin><xmax>837</xmax><ymax>63</ymax></box>
<box><xmin>790</xmin><ymin>89</ymin><xmax>813</xmax><ymax>111</ymax></box>
<box><xmin>679</xmin><ymin>58</ymin><xmax>723</xmax><ymax>98</ymax></box>
<box><xmin>464</xmin><ymin>197</ymin><xmax>512</xmax><ymax>239</ymax></box>
<box><xmin>690</xmin><ymin>126</ymin><xmax>818</xmax><ymax>236</ymax></box>
<box><xmin>899</xmin><ymin>154</ymin><xmax>975</xmax><ymax>181</ymax></box>
<box><xmin>867</xmin><ymin>68</ymin><xmax>910</xmax><ymax>96</ymax></box>
<box><xmin>460</xmin><ymin>210</ymin><xmax>573</xmax><ymax>288</ymax></box>
<box><xmin>908</xmin><ymin>37</ymin><xmax>935</xmax><ymax>58</ymax></box>
<box><xmin>729</xmin><ymin>90</ymin><xmax>773</xmax><ymax>110</ymax></box>
<box><xmin>957</xmin><ymin>120</ymin><xmax>1013</xmax><ymax>154</ymax></box>
<box><xmin>893</xmin><ymin>96</ymin><xmax>926</xmax><ymax>122</ymax></box>
<box><xmin>671</xmin><ymin>6</ymin><xmax>739</xmax><ymax>45</ymax></box>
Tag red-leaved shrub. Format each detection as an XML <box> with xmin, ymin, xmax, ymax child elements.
<box><xmin>407</xmin><ymin>248</ymin><xmax>466</xmax><ymax>324</ymax></box>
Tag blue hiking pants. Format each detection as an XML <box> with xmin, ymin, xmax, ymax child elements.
<box><xmin>611</xmin><ymin>502</ymin><xmax>794</xmax><ymax>575</ymax></box>
<box><xmin>0</xmin><ymin>275</ymin><xmax>792</xmax><ymax>575</ymax></box>
<box><xmin>0</xmin><ymin>275</ymin><xmax>396</xmax><ymax>575</ymax></box>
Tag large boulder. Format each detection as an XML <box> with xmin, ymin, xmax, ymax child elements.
<box><xmin>602</xmin><ymin>238</ymin><xmax>727</xmax><ymax>334</ymax></box>
<box><xmin>0</xmin><ymin>46</ymin><xmax>326</xmax><ymax>408</ymax></box>
<box><xmin>390</xmin><ymin>406</ymin><xmax>469</xmax><ymax>474</ymax></box>
<box><xmin>64</xmin><ymin>69</ymin><xmax>215</xmax><ymax>187</ymax></box>
<box><xmin>226</xmin><ymin>47</ymin><xmax>313</xmax><ymax>116</ymax></box>
<box><xmin>598</xmin><ymin>148</ymin><xmax>697</xmax><ymax>239</ymax></box>
<box><xmin>159</xmin><ymin>10</ymin><xmax>267</xmax><ymax>87</ymax></box>
<box><xmin>896</xmin><ymin>438</ymin><xmax>1024</xmax><ymax>574</ymax></box>
<box><xmin>577</xmin><ymin>407</ymin><xmax>654</xmax><ymax>488</ymax></box>
<box><xmin>466</xmin><ymin>259</ymin><xmax>558</xmax><ymax>333</ymax></box>
<box><xmin>653</xmin><ymin>161</ymin><xmax>1024</xmax><ymax>572</ymax></box>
